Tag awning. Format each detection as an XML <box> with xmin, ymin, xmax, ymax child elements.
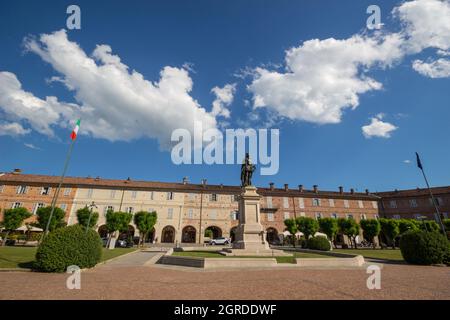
<box><xmin>15</xmin><ymin>225</ymin><xmax>43</xmax><ymax>232</ymax></box>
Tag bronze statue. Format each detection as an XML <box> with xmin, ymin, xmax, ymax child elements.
<box><xmin>240</xmin><ymin>153</ymin><xmax>256</xmax><ymax>187</ymax></box>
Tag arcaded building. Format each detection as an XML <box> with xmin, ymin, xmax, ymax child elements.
<box><xmin>1</xmin><ymin>170</ymin><xmax>448</xmax><ymax>245</ymax></box>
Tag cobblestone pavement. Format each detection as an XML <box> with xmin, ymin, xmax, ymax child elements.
<box><xmin>0</xmin><ymin>262</ymin><xmax>449</xmax><ymax>300</ymax></box>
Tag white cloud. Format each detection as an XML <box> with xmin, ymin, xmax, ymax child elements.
<box><xmin>19</xmin><ymin>29</ymin><xmax>219</xmax><ymax>148</ymax></box>
<box><xmin>210</xmin><ymin>83</ymin><xmax>236</xmax><ymax>118</ymax></box>
<box><xmin>412</xmin><ymin>58</ymin><xmax>450</xmax><ymax>78</ymax></box>
<box><xmin>0</xmin><ymin>122</ymin><xmax>30</xmax><ymax>136</ymax></box>
<box><xmin>24</xmin><ymin>143</ymin><xmax>41</xmax><ymax>150</ymax></box>
<box><xmin>248</xmin><ymin>33</ymin><xmax>404</xmax><ymax>124</ymax></box>
<box><xmin>362</xmin><ymin>117</ymin><xmax>398</xmax><ymax>138</ymax></box>
<box><xmin>248</xmin><ymin>0</ymin><xmax>450</xmax><ymax>123</ymax></box>
<box><xmin>403</xmin><ymin>159</ymin><xmax>411</xmax><ymax>164</ymax></box>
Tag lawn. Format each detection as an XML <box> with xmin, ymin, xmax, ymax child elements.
<box><xmin>0</xmin><ymin>246</ymin><xmax>136</xmax><ymax>269</ymax></box>
<box><xmin>334</xmin><ymin>249</ymin><xmax>404</xmax><ymax>261</ymax></box>
<box><xmin>172</xmin><ymin>250</ymin><xmax>335</xmax><ymax>264</ymax></box>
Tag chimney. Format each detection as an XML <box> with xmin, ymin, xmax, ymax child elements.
<box><xmin>201</xmin><ymin>179</ymin><xmax>207</xmax><ymax>186</ymax></box>
<box><xmin>284</xmin><ymin>184</ymin><xmax>289</xmax><ymax>191</ymax></box>
<box><xmin>339</xmin><ymin>186</ymin><xmax>343</xmax><ymax>194</ymax></box>
<box><xmin>269</xmin><ymin>182</ymin><xmax>274</xmax><ymax>190</ymax></box>
<box><xmin>182</xmin><ymin>177</ymin><xmax>188</xmax><ymax>185</ymax></box>
<box><xmin>220</xmin><ymin>183</ymin><xmax>223</xmax><ymax>189</ymax></box>
<box><xmin>125</xmin><ymin>177</ymin><xmax>131</xmax><ymax>183</ymax></box>
<box><xmin>350</xmin><ymin>188</ymin><xmax>355</xmax><ymax>194</ymax></box>
<box><xmin>298</xmin><ymin>185</ymin><xmax>304</xmax><ymax>192</ymax></box>
<box><xmin>365</xmin><ymin>189</ymin><xmax>369</xmax><ymax>195</ymax></box>
<box><xmin>313</xmin><ymin>185</ymin><xmax>318</xmax><ymax>193</ymax></box>
<box><xmin>95</xmin><ymin>176</ymin><xmax>100</xmax><ymax>181</ymax></box>
<box><xmin>12</xmin><ymin>168</ymin><xmax>22</xmax><ymax>174</ymax></box>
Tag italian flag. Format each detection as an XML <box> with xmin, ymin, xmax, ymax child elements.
<box><xmin>70</xmin><ymin>119</ymin><xmax>81</xmax><ymax>140</ymax></box>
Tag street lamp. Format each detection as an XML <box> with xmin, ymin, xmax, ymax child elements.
<box><xmin>86</xmin><ymin>201</ymin><xmax>98</xmax><ymax>234</ymax></box>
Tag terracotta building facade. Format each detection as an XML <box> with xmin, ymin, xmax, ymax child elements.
<box><xmin>1</xmin><ymin>170</ymin><xmax>448</xmax><ymax>245</ymax></box>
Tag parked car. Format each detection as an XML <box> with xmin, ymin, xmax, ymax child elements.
<box><xmin>116</xmin><ymin>239</ymin><xmax>128</xmax><ymax>248</ymax></box>
<box><xmin>209</xmin><ymin>237</ymin><xmax>230</xmax><ymax>245</ymax></box>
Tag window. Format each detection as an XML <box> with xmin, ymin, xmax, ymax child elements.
<box><xmin>346</xmin><ymin>214</ymin><xmax>354</xmax><ymax>219</ymax></box>
<box><xmin>358</xmin><ymin>200</ymin><xmax>364</xmax><ymax>209</ymax></box>
<box><xmin>40</xmin><ymin>187</ymin><xmax>51</xmax><ymax>195</ymax></box>
<box><xmin>188</xmin><ymin>209</ymin><xmax>194</xmax><ymax>219</ymax></box>
<box><xmin>344</xmin><ymin>200</ymin><xmax>350</xmax><ymax>208</ymax></box>
<box><xmin>210</xmin><ymin>210</ymin><xmax>217</xmax><ymax>220</ymax></box>
<box><xmin>0</xmin><ymin>185</ymin><xmax>4</xmax><ymax>193</ymax></box>
<box><xmin>64</xmin><ymin>188</ymin><xmax>71</xmax><ymax>196</ymax></box>
<box><xmin>443</xmin><ymin>212</ymin><xmax>448</xmax><ymax>219</ymax></box>
<box><xmin>60</xmin><ymin>203</ymin><xmax>67</xmax><ymax>211</ymax></box>
<box><xmin>315</xmin><ymin>212</ymin><xmax>322</xmax><ymax>220</ymax></box>
<box><xmin>230</xmin><ymin>211</ymin><xmax>238</xmax><ymax>220</ymax></box>
<box><xmin>389</xmin><ymin>200</ymin><xmax>397</xmax><ymax>208</ymax></box>
<box><xmin>131</xmin><ymin>191</ymin><xmax>137</xmax><ymax>199</ymax></box>
<box><xmin>284</xmin><ymin>212</ymin><xmax>290</xmax><ymax>220</ymax></box>
<box><xmin>299</xmin><ymin>212</ymin><xmax>306</xmax><ymax>217</ymax></box>
<box><xmin>267</xmin><ymin>213</ymin><xmax>274</xmax><ymax>221</ymax></box>
<box><xmin>266</xmin><ymin>197</ymin><xmax>273</xmax><ymax>209</ymax></box>
<box><xmin>298</xmin><ymin>198</ymin><xmax>305</xmax><ymax>209</ymax></box>
<box><xmin>372</xmin><ymin>201</ymin><xmax>378</xmax><ymax>209</ymax></box>
<box><xmin>16</xmin><ymin>185</ymin><xmax>28</xmax><ymax>194</ymax></box>
<box><xmin>436</xmin><ymin>197</ymin><xmax>443</xmax><ymax>206</ymax></box>
<box><xmin>150</xmin><ymin>191</ymin><xmax>154</xmax><ymax>200</ymax></box>
<box><xmin>126</xmin><ymin>207</ymin><xmax>134</xmax><ymax>214</ymax></box>
<box><xmin>331</xmin><ymin>213</ymin><xmax>338</xmax><ymax>219</ymax></box>
<box><xmin>167</xmin><ymin>208</ymin><xmax>173</xmax><ymax>219</ymax></box>
<box><xmin>312</xmin><ymin>198</ymin><xmax>321</xmax><ymax>207</ymax></box>
<box><xmin>360</xmin><ymin>214</ymin><xmax>367</xmax><ymax>220</ymax></box>
<box><xmin>167</xmin><ymin>192</ymin><xmax>174</xmax><ymax>200</ymax></box>
<box><xmin>329</xmin><ymin>199</ymin><xmax>335</xmax><ymax>207</ymax></box>
<box><xmin>233</xmin><ymin>194</ymin><xmax>239</xmax><ymax>202</ymax></box>
<box><xmin>393</xmin><ymin>214</ymin><xmax>401</xmax><ymax>220</ymax></box>
<box><xmin>210</xmin><ymin>194</ymin><xmax>217</xmax><ymax>202</ymax></box>
<box><xmin>189</xmin><ymin>193</ymin><xmax>195</xmax><ymax>201</ymax></box>
<box><xmin>33</xmin><ymin>202</ymin><xmax>45</xmax><ymax>214</ymax></box>
<box><xmin>283</xmin><ymin>197</ymin><xmax>289</xmax><ymax>208</ymax></box>
<box><xmin>110</xmin><ymin>190</ymin><xmax>116</xmax><ymax>198</ymax></box>
<box><xmin>409</xmin><ymin>199</ymin><xmax>418</xmax><ymax>208</ymax></box>
<box><xmin>87</xmin><ymin>189</ymin><xmax>93</xmax><ymax>198</ymax></box>
<box><xmin>12</xmin><ymin>202</ymin><xmax>22</xmax><ymax>209</ymax></box>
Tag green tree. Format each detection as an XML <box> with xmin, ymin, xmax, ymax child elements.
<box><xmin>35</xmin><ymin>206</ymin><xmax>66</xmax><ymax>232</ymax></box>
<box><xmin>133</xmin><ymin>211</ymin><xmax>157</xmax><ymax>247</ymax></box>
<box><xmin>76</xmin><ymin>206</ymin><xmax>99</xmax><ymax>229</ymax></box>
<box><xmin>360</xmin><ymin>219</ymin><xmax>381</xmax><ymax>248</ymax></box>
<box><xmin>296</xmin><ymin>217</ymin><xmax>319</xmax><ymax>240</ymax></box>
<box><xmin>379</xmin><ymin>218</ymin><xmax>400</xmax><ymax>249</ymax></box>
<box><xmin>443</xmin><ymin>219</ymin><xmax>450</xmax><ymax>231</ymax></box>
<box><xmin>204</xmin><ymin>229</ymin><xmax>213</xmax><ymax>238</ymax></box>
<box><xmin>318</xmin><ymin>218</ymin><xmax>338</xmax><ymax>248</ymax></box>
<box><xmin>398</xmin><ymin>219</ymin><xmax>420</xmax><ymax>234</ymax></box>
<box><xmin>284</xmin><ymin>218</ymin><xmax>298</xmax><ymax>247</ymax></box>
<box><xmin>1</xmin><ymin>207</ymin><xmax>31</xmax><ymax>246</ymax></box>
<box><xmin>105</xmin><ymin>211</ymin><xmax>133</xmax><ymax>247</ymax></box>
<box><xmin>338</xmin><ymin>218</ymin><xmax>360</xmax><ymax>249</ymax></box>
<box><xmin>419</xmin><ymin>220</ymin><xmax>440</xmax><ymax>233</ymax></box>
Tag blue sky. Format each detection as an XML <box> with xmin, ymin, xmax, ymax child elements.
<box><xmin>0</xmin><ymin>0</ymin><xmax>449</xmax><ymax>192</ymax></box>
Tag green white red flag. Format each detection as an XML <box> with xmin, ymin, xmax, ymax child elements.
<box><xmin>70</xmin><ymin>119</ymin><xmax>80</xmax><ymax>140</ymax></box>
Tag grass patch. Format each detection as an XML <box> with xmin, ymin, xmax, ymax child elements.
<box><xmin>172</xmin><ymin>250</ymin><xmax>335</xmax><ymax>264</ymax></box>
<box><xmin>334</xmin><ymin>249</ymin><xmax>404</xmax><ymax>261</ymax></box>
<box><xmin>0</xmin><ymin>246</ymin><xmax>137</xmax><ymax>269</ymax></box>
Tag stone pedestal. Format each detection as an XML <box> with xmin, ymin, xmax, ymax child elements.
<box><xmin>222</xmin><ymin>186</ymin><xmax>291</xmax><ymax>257</ymax></box>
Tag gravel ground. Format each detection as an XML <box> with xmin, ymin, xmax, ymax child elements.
<box><xmin>0</xmin><ymin>262</ymin><xmax>449</xmax><ymax>300</ymax></box>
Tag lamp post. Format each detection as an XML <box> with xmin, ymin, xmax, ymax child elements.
<box><xmin>86</xmin><ymin>201</ymin><xmax>98</xmax><ymax>234</ymax></box>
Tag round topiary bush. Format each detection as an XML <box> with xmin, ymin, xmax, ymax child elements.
<box><xmin>35</xmin><ymin>225</ymin><xmax>103</xmax><ymax>272</ymax></box>
<box><xmin>306</xmin><ymin>236</ymin><xmax>331</xmax><ymax>251</ymax></box>
<box><xmin>399</xmin><ymin>230</ymin><xmax>450</xmax><ymax>265</ymax></box>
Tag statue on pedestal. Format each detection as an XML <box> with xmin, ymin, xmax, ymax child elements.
<box><xmin>240</xmin><ymin>153</ymin><xmax>256</xmax><ymax>187</ymax></box>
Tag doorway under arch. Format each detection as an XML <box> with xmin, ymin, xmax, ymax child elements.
<box><xmin>230</xmin><ymin>226</ymin><xmax>238</xmax><ymax>243</ymax></box>
<box><xmin>182</xmin><ymin>226</ymin><xmax>196</xmax><ymax>243</ymax></box>
<box><xmin>97</xmin><ymin>225</ymin><xmax>108</xmax><ymax>238</ymax></box>
<box><xmin>205</xmin><ymin>226</ymin><xmax>222</xmax><ymax>239</ymax></box>
<box><xmin>161</xmin><ymin>225</ymin><xmax>176</xmax><ymax>243</ymax></box>
<box><xmin>266</xmin><ymin>227</ymin><xmax>279</xmax><ymax>244</ymax></box>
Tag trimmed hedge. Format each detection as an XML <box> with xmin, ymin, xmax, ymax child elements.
<box><xmin>306</xmin><ymin>236</ymin><xmax>331</xmax><ymax>251</ymax></box>
<box><xmin>35</xmin><ymin>225</ymin><xmax>103</xmax><ymax>272</ymax></box>
<box><xmin>399</xmin><ymin>230</ymin><xmax>450</xmax><ymax>265</ymax></box>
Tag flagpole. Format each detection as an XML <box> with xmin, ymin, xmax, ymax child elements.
<box><xmin>416</xmin><ymin>152</ymin><xmax>446</xmax><ymax>234</ymax></box>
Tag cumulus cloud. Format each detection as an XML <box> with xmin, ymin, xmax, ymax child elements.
<box><xmin>248</xmin><ymin>0</ymin><xmax>450</xmax><ymax>124</ymax></box>
<box><xmin>0</xmin><ymin>122</ymin><xmax>30</xmax><ymax>136</ymax></box>
<box><xmin>17</xmin><ymin>29</ymin><xmax>219</xmax><ymax>148</ymax></box>
<box><xmin>412</xmin><ymin>58</ymin><xmax>450</xmax><ymax>78</ymax></box>
<box><xmin>210</xmin><ymin>83</ymin><xmax>236</xmax><ymax>118</ymax></box>
<box><xmin>362</xmin><ymin>114</ymin><xmax>398</xmax><ymax>139</ymax></box>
